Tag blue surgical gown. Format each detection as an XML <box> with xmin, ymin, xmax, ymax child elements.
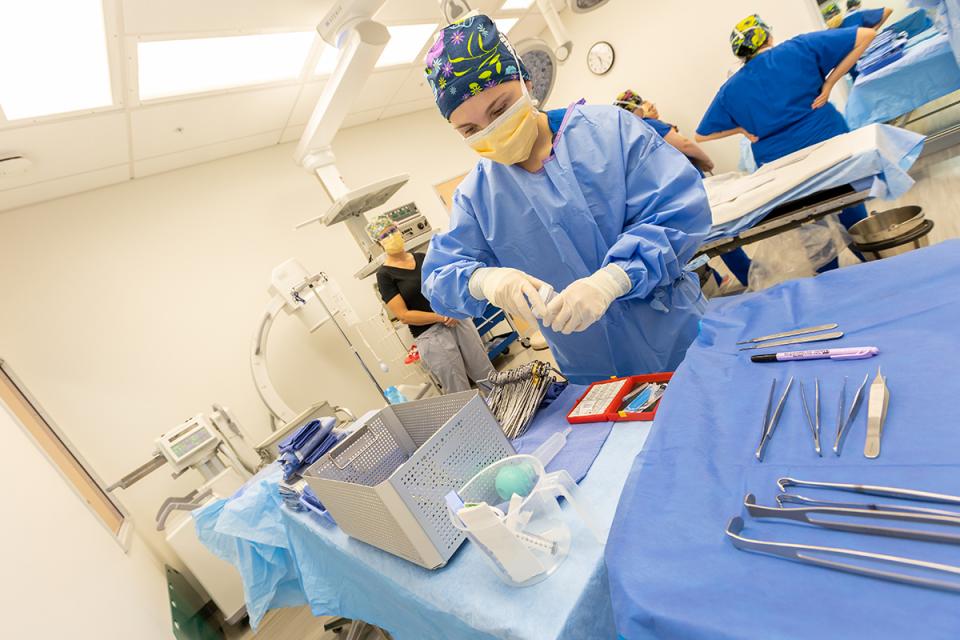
<box><xmin>697</xmin><ymin>29</ymin><xmax>858</xmax><ymax>166</ymax></box>
<box><xmin>422</xmin><ymin>104</ymin><xmax>711</xmax><ymax>384</ymax></box>
<box><xmin>841</xmin><ymin>8</ymin><xmax>886</xmax><ymax>29</ymax></box>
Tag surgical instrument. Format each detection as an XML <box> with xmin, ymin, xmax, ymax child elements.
<box><xmin>483</xmin><ymin>361</ymin><xmax>561</xmax><ymax>439</ymax></box>
<box><xmin>755</xmin><ymin>377</ymin><xmax>793</xmax><ymax>461</ymax></box>
<box><xmin>744</xmin><ymin>494</ymin><xmax>960</xmax><ymax>544</ymax></box>
<box><xmin>777</xmin><ymin>478</ymin><xmax>960</xmax><ymax>506</ymax></box>
<box><xmin>834</xmin><ymin>372</ymin><xmax>869</xmax><ymax>455</ymax></box>
<box><xmin>865</xmin><ymin>367</ymin><xmax>890</xmax><ymax>459</ymax></box>
<box><xmin>777</xmin><ymin>493</ymin><xmax>960</xmax><ymax>519</ymax></box>
<box><xmin>738</xmin><ymin>330</ymin><xmax>845</xmax><ymax>351</ymax></box>
<box><xmin>725</xmin><ymin>516</ymin><xmax>960</xmax><ymax>594</ymax></box>
<box><xmin>736</xmin><ymin>323</ymin><xmax>840</xmax><ymax>345</ymax></box>
<box><xmin>799</xmin><ymin>379</ymin><xmax>822</xmax><ymax>456</ymax></box>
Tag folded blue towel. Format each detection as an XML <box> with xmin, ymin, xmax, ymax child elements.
<box><xmin>278</xmin><ymin>417</ymin><xmax>339</xmax><ymax>481</ymax></box>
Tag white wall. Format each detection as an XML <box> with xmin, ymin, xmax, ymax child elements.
<box><xmin>542</xmin><ymin>1</ymin><xmax>829</xmax><ymax>172</ymax></box>
<box><xmin>0</xmin><ymin>108</ymin><xmax>477</xmax><ymax>565</ymax></box>
<box><xmin>0</xmin><ymin>404</ymin><xmax>171</xmax><ymax>639</ymax></box>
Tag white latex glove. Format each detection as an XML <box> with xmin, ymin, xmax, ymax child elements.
<box><xmin>468</xmin><ymin>267</ymin><xmax>547</xmax><ymax>327</ymax></box>
<box><xmin>543</xmin><ymin>265</ymin><xmax>631</xmax><ymax>335</ymax></box>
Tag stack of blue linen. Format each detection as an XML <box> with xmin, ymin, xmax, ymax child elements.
<box><xmin>856</xmin><ymin>30</ymin><xmax>909</xmax><ymax>76</ymax></box>
<box><xmin>277</xmin><ymin>416</ymin><xmax>341</xmax><ymax>481</ymax></box>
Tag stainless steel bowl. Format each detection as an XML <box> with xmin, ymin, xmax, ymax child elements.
<box><xmin>860</xmin><ymin>234</ymin><xmax>931</xmax><ymax>261</ymax></box>
<box><xmin>849</xmin><ymin>206</ymin><xmax>925</xmax><ymax>245</ymax></box>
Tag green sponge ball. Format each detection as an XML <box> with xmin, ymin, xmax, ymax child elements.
<box><xmin>495</xmin><ymin>462</ymin><xmax>537</xmax><ymax>501</ymax></box>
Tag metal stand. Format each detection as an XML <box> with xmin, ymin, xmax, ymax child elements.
<box><xmin>696</xmin><ymin>185</ymin><xmax>871</xmax><ymax>258</ymax></box>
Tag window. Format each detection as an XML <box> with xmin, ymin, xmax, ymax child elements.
<box><xmin>0</xmin><ymin>0</ymin><xmax>113</xmax><ymax>120</ymax></box>
<box><xmin>376</xmin><ymin>24</ymin><xmax>438</xmax><ymax>68</ymax></box>
<box><xmin>0</xmin><ymin>360</ymin><xmax>125</xmax><ymax>537</ymax></box>
<box><xmin>138</xmin><ymin>32</ymin><xmax>316</xmax><ymax>100</ymax></box>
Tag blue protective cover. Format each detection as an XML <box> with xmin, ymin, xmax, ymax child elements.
<box><xmin>422</xmin><ymin>104</ymin><xmax>710</xmax><ymax>384</ymax></box>
<box><xmin>884</xmin><ymin>7</ymin><xmax>935</xmax><ymax>37</ymax></box>
<box><xmin>842</xmin><ymin>7</ymin><xmax>887</xmax><ymax>28</ymax></box>
<box><xmin>706</xmin><ymin>124</ymin><xmax>924</xmax><ymax>242</ymax></box>
<box><xmin>193</xmin><ymin>465</ymin><xmax>307</xmax><ymax>628</ymax></box>
<box><xmin>846</xmin><ymin>32</ymin><xmax>960</xmax><ymax>127</ymax></box>
<box><xmin>286</xmin><ymin>421</ymin><xmax>652</xmax><ymax>640</ymax></box>
<box><xmin>511</xmin><ymin>383</ymin><xmax>614</xmax><ymax>482</ymax></box>
<box><xmin>607</xmin><ymin>241</ymin><xmax>960</xmax><ymax>640</ymax></box>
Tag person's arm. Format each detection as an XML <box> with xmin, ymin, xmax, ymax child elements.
<box><xmin>664</xmin><ymin>129</ymin><xmax>715</xmax><ymax>172</ymax></box>
<box><xmin>695</xmin><ymin>128</ymin><xmax>758</xmax><ymax>143</ymax></box>
<box><xmin>876</xmin><ymin>7</ymin><xmax>893</xmax><ymax>28</ymax></box>
<box><xmin>812</xmin><ymin>27</ymin><xmax>877</xmax><ymax>108</ymax></box>
<box><xmin>384</xmin><ymin>294</ymin><xmax>451</xmax><ymax>326</ymax></box>
<box><xmin>421</xmin><ymin>184</ymin><xmax>499</xmax><ymax>319</ymax></box>
<box><xmin>602</xmin><ymin>109</ymin><xmax>712</xmax><ymax>300</ymax></box>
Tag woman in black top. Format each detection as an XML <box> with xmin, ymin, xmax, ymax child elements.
<box><xmin>369</xmin><ymin>216</ymin><xmax>494</xmax><ymax>394</ymax></box>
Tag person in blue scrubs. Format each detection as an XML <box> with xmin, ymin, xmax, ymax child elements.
<box><xmin>612</xmin><ymin>88</ymin><xmax>759</xmax><ymax>289</ymax></box>
<box><xmin>419</xmin><ymin>15</ymin><xmax>711</xmax><ymax>384</ymax></box>
<box><xmin>841</xmin><ymin>0</ymin><xmax>892</xmax><ymax>30</ymax></box>
<box><xmin>696</xmin><ymin>14</ymin><xmax>877</xmax><ymax>272</ymax></box>
<box><xmin>614</xmin><ymin>90</ymin><xmax>715</xmax><ymax>175</ymax></box>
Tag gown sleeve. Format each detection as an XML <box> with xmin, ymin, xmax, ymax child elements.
<box><xmin>797</xmin><ymin>28</ymin><xmax>859</xmax><ymax>76</ymax></box>
<box><xmin>860</xmin><ymin>8</ymin><xmax>886</xmax><ymax>28</ymax></box>
<box><xmin>421</xmin><ymin>181</ymin><xmax>497</xmax><ymax>319</ymax></box>
<box><xmin>603</xmin><ymin>108</ymin><xmax>712</xmax><ymax>300</ymax></box>
<box><xmin>696</xmin><ymin>87</ymin><xmax>738</xmax><ymax>136</ymax></box>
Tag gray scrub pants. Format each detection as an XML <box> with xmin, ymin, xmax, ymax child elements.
<box><xmin>416</xmin><ymin>321</ymin><xmax>495</xmax><ymax>394</ymax></box>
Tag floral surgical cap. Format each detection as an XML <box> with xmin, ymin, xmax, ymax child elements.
<box><xmin>730</xmin><ymin>14</ymin><xmax>772</xmax><ymax>58</ymax></box>
<box><xmin>366</xmin><ymin>214</ymin><xmax>398</xmax><ymax>241</ymax></box>
<box><xmin>614</xmin><ymin>89</ymin><xmax>643</xmax><ymax>112</ymax></box>
<box><xmin>424</xmin><ymin>14</ymin><xmax>531</xmax><ymax>121</ymax></box>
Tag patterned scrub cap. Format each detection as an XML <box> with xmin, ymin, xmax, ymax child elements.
<box><xmin>424</xmin><ymin>14</ymin><xmax>531</xmax><ymax>121</ymax></box>
<box><xmin>730</xmin><ymin>14</ymin><xmax>772</xmax><ymax>58</ymax></box>
<box><xmin>614</xmin><ymin>89</ymin><xmax>643</xmax><ymax>112</ymax></box>
<box><xmin>847</xmin><ymin>0</ymin><xmax>861</xmax><ymax>10</ymax></box>
<box><xmin>366</xmin><ymin>214</ymin><xmax>398</xmax><ymax>241</ymax></box>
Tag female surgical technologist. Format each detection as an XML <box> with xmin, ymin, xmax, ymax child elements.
<box><xmin>420</xmin><ymin>15</ymin><xmax>711</xmax><ymax>384</ymax></box>
<box><xmin>369</xmin><ymin>215</ymin><xmax>494</xmax><ymax>394</ymax></box>
<box><xmin>695</xmin><ymin>15</ymin><xmax>876</xmax><ymax>269</ymax></box>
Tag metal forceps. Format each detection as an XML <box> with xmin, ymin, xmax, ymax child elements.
<box><xmin>833</xmin><ymin>373</ymin><xmax>869</xmax><ymax>455</ymax></box>
<box><xmin>799</xmin><ymin>379</ymin><xmax>821</xmax><ymax>456</ymax></box>
<box><xmin>755</xmin><ymin>377</ymin><xmax>793</xmax><ymax>462</ymax></box>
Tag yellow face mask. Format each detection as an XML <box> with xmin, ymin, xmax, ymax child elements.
<box><xmin>465</xmin><ymin>92</ymin><xmax>540</xmax><ymax>165</ymax></box>
<box><xmin>381</xmin><ymin>231</ymin><xmax>405</xmax><ymax>255</ymax></box>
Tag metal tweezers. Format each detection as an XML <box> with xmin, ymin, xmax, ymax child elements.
<box><xmin>725</xmin><ymin>516</ymin><xmax>960</xmax><ymax>593</ymax></box>
<box><xmin>755</xmin><ymin>377</ymin><xmax>793</xmax><ymax>462</ymax></box>
<box><xmin>799</xmin><ymin>380</ymin><xmax>821</xmax><ymax>456</ymax></box>
<box><xmin>833</xmin><ymin>373</ymin><xmax>869</xmax><ymax>456</ymax></box>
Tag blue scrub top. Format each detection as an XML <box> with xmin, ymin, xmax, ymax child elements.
<box><xmin>643</xmin><ymin>117</ymin><xmax>674</xmax><ymax>138</ymax></box>
<box><xmin>841</xmin><ymin>7</ymin><xmax>886</xmax><ymax>29</ymax></box>
<box><xmin>697</xmin><ymin>28</ymin><xmax>858</xmax><ymax>165</ymax></box>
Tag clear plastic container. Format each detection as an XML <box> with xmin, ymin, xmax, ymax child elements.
<box><xmin>448</xmin><ymin>454</ymin><xmax>604</xmax><ymax>587</ymax></box>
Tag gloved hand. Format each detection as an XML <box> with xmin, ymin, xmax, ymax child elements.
<box><xmin>543</xmin><ymin>265</ymin><xmax>631</xmax><ymax>335</ymax></box>
<box><xmin>469</xmin><ymin>267</ymin><xmax>547</xmax><ymax>326</ymax></box>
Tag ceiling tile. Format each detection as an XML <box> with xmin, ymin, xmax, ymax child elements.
<box><xmin>0</xmin><ymin>113</ymin><xmax>129</xmax><ymax>191</ymax></box>
<box><xmin>379</xmin><ymin>98</ymin><xmax>436</xmax><ymax>121</ymax></box>
<box><xmin>133</xmin><ymin>132</ymin><xmax>282</xmax><ymax>177</ymax></box>
<box><xmin>341</xmin><ymin>108</ymin><xmax>385</xmax><ymax>129</ymax></box>
<box><xmin>353</xmin><ymin>68</ymin><xmax>411</xmax><ymax>113</ymax></box>
<box><xmin>286</xmin><ymin>81</ymin><xmax>328</xmax><ymax>127</ymax></box>
<box><xmin>130</xmin><ymin>85</ymin><xmax>300</xmax><ymax>159</ymax></box>
<box><xmin>375</xmin><ymin>0</ymin><xmax>445</xmax><ymax>23</ymax></box>
<box><xmin>390</xmin><ymin>68</ymin><xmax>433</xmax><ymax>104</ymax></box>
<box><xmin>0</xmin><ymin>165</ymin><xmax>130</xmax><ymax>212</ymax></box>
<box><xmin>279</xmin><ymin>124</ymin><xmax>307</xmax><ymax>144</ymax></box>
